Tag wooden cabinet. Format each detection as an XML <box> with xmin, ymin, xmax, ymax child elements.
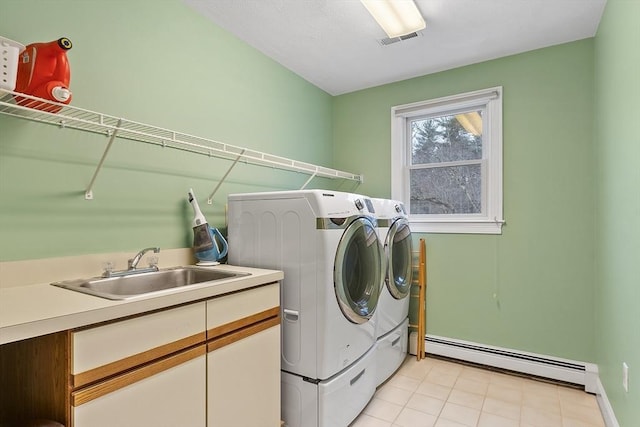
<box><xmin>0</xmin><ymin>281</ymin><xmax>281</xmax><ymax>427</ymax></box>
<box><xmin>0</xmin><ymin>332</ymin><xmax>70</xmax><ymax>425</ymax></box>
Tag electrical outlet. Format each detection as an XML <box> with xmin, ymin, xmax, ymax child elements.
<box><xmin>623</xmin><ymin>362</ymin><xmax>629</xmax><ymax>392</ymax></box>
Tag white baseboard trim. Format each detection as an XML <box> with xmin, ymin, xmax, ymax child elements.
<box><xmin>409</xmin><ymin>333</ymin><xmax>598</xmax><ymax>392</ymax></box>
<box><xmin>595</xmin><ymin>377</ymin><xmax>621</xmax><ymax>427</ymax></box>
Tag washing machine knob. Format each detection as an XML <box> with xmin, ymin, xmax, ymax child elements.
<box><xmin>395</xmin><ymin>204</ymin><xmax>402</xmax><ymax>213</ymax></box>
<box><xmin>354</xmin><ymin>199</ymin><xmax>364</xmax><ymax>210</ymax></box>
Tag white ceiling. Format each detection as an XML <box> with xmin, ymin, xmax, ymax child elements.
<box><xmin>183</xmin><ymin>0</ymin><xmax>607</xmax><ymax>95</ymax></box>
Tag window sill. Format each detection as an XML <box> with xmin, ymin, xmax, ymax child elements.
<box><xmin>409</xmin><ymin>219</ymin><xmax>504</xmax><ymax>234</ymax></box>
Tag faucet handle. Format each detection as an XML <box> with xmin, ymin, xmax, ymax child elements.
<box><xmin>148</xmin><ymin>256</ymin><xmax>159</xmax><ymax>268</ymax></box>
<box><xmin>102</xmin><ymin>261</ymin><xmax>114</xmax><ymax>277</ymax></box>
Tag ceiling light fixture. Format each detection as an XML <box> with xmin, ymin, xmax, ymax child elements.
<box><xmin>455</xmin><ymin>112</ymin><xmax>483</xmax><ymax>136</ymax></box>
<box><xmin>361</xmin><ymin>0</ymin><xmax>426</xmax><ymax>39</ymax></box>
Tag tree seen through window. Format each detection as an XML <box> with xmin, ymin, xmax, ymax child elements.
<box><xmin>410</xmin><ymin>112</ymin><xmax>483</xmax><ymax>214</ymax></box>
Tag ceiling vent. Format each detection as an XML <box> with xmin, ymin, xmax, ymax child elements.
<box><xmin>378</xmin><ymin>31</ymin><xmax>422</xmax><ymax>46</ymax></box>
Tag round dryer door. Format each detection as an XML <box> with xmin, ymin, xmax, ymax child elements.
<box><xmin>386</xmin><ymin>218</ymin><xmax>413</xmax><ymax>299</ymax></box>
<box><xmin>334</xmin><ymin>217</ymin><xmax>383</xmax><ymax>324</ymax></box>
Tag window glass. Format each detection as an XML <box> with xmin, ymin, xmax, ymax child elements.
<box><xmin>409</xmin><ymin>164</ymin><xmax>482</xmax><ymax>214</ymax></box>
<box><xmin>411</xmin><ymin>111</ymin><xmax>483</xmax><ymax>164</ymax></box>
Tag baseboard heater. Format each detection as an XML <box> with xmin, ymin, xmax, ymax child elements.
<box><xmin>410</xmin><ymin>333</ymin><xmax>598</xmax><ymax>393</ymax></box>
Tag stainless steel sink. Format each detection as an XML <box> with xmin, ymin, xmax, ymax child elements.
<box><xmin>51</xmin><ymin>266</ymin><xmax>250</xmax><ymax>300</ymax></box>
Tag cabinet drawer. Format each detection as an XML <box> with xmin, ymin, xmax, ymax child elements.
<box><xmin>73</xmin><ymin>302</ymin><xmax>206</xmax><ymax>387</ymax></box>
<box><xmin>206</xmin><ymin>282</ymin><xmax>279</xmax><ymax>334</ymax></box>
<box><xmin>73</xmin><ymin>346</ymin><xmax>206</xmax><ymax>427</ymax></box>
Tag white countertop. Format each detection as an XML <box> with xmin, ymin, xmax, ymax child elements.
<box><xmin>0</xmin><ymin>264</ymin><xmax>283</xmax><ymax>345</ymax></box>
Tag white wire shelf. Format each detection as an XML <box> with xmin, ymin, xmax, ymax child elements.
<box><xmin>0</xmin><ymin>89</ymin><xmax>363</xmax><ymax>200</ymax></box>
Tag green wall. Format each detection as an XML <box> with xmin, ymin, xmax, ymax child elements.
<box><xmin>594</xmin><ymin>0</ymin><xmax>640</xmax><ymax>424</ymax></box>
<box><xmin>334</xmin><ymin>40</ymin><xmax>596</xmax><ymax>362</ymax></box>
<box><xmin>2</xmin><ymin>1</ymin><xmax>638</xmax><ymax>422</ymax></box>
<box><xmin>0</xmin><ymin>0</ymin><xmax>335</xmax><ymax>261</ymax></box>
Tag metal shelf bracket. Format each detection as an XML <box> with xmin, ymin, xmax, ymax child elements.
<box><xmin>207</xmin><ymin>149</ymin><xmax>246</xmax><ymax>205</ymax></box>
<box><xmin>300</xmin><ymin>171</ymin><xmax>318</xmax><ymax>190</ymax></box>
<box><xmin>85</xmin><ymin>118</ymin><xmax>123</xmax><ymax>200</ymax></box>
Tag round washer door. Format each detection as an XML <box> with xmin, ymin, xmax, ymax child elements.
<box><xmin>386</xmin><ymin>218</ymin><xmax>413</xmax><ymax>299</ymax></box>
<box><xmin>334</xmin><ymin>217</ymin><xmax>383</xmax><ymax>324</ymax></box>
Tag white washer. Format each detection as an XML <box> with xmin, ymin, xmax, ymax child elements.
<box><xmin>227</xmin><ymin>190</ymin><xmax>384</xmax><ymax>427</ymax></box>
<box><xmin>371</xmin><ymin>198</ymin><xmax>413</xmax><ymax>386</ymax></box>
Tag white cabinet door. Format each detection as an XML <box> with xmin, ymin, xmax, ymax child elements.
<box><xmin>208</xmin><ymin>324</ymin><xmax>280</xmax><ymax>427</ymax></box>
<box><xmin>73</xmin><ymin>346</ymin><xmax>206</xmax><ymax>427</ymax></box>
<box><xmin>206</xmin><ymin>281</ymin><xmax>280</xmax><ymax>426</ymax></box>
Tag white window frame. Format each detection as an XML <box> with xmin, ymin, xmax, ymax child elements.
<box><xmin>391</xmin><ymin>87</ymin><xmax>504</xmax><ymax>234</ymax></box>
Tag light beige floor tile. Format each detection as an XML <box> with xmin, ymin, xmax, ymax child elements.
<box><xmin>446</xmin><ymin>389</ymin><xmax>484</xmax><ymax>410</ymax></box>
<box><xmin>560</xmin><ymin>401</ymin><xmax>605</xmax><ymax>426</ymax></box>
<box><xmin>520</xmin><ymin>405</ymin><xmax>563</xmax><ymax>427</ymax></box>
<box><xmin>393</xmin><ymin>407</ymin><xmax>438</xmax><ymax>427</ymax></box>
<box><xmin>459</xmin><ymin>366</ymin><xmax>492</xmax><ymax>383</ymax></box>
<box><xmin>521</xmin><ymin>378</ymin><xmax>559</xmax><ymax>397</ymax></box>
<box><xmin>486</xmin><ymin>383</ymin><xmax>523</xmax><ymax>404</ymax></box>
<box><xmin>438</xmin><ymin>402</ymin><xmax>480</xmax><ymax>427</ymax></box>
<box><xmin>410</xmin><ymin>357</ymin><xmax>440</xmax><ymax>371</ymax></box>
<box><xmin>356</xmin><ymin>357</ymin><xmax>606</xmax><ymax>427</ymax></box>
<box><xmin>405</xmin><ymin>393</ymin><xmax>446</xmax><ymax>416</ymax></box>
<box><xmin>453</xmin><ymin>377</ymin><xmax>489</xmax><ymax>396</ymax></box>
<box><xmin>562</xmin><ymin>416</ymin><xmax>607</xmax><ymax>427</ymax></box>
<box><xmin>426</xmin><ymin>370</ymin><xmax>459</xmax><ymax>388</ymax></box>
<box><xmin>477</xmin><ymin>412</ymin><xmax>519</xmax><ymax>427</ymax></box>
<box><xmin>558</xmin><ymin>387</ymin><xmax>600</xmax><ymax>408</ymax></box>
<box><xmin>350</xmin><ymin>414</ymin><xmax>393</xmax><ymax>427</ymax></box>
<box><xmin>389</xmin><ymin>374</ymin><xmax>422</xmax><ymax>392</ymax></box>
<box><xmin>522</xmin><ymin>390</ymin><xmax>561</xmax><ymax>415</ymax></box>
<box><xmin>398</xmin><ymin>358</ymin><xmax>433</xmax><ymax>380</ymax></box>
<box><xmin>363</xmin><ymin>397</ymin><xmax>404</xmax><ymax>422</ymax></box>
<box><xmin>430</xmin><ymin>360</ymin><xmax>464</xmax><ymax>376</ymax></box>
<box><xmin>421</xmin><ymin>357</ymin><xmax>441</xmax><ymax>367</ymax></box>
<box><xmin>481</xmin><ymin>396</ymin><xmax>521</xmax><ymax>421</ymax></box>
<box><xmin>376</xmin><ymin>385</ymin><xmax>414</xmax><ymax>406</ymax></box>
<box><xmin>490</xmin><ymin>372</ymin><xmax>524</xmax><ymax>390</ymax></box>
<box><xmin>415</xmin><ymin>381</ymin><xmax>453</xmax><ymax>400</ymax></box>
<box><xmin>433</xmin><ymin>418</ymin><xmax>467</xmax><ymax>427</ymax></box>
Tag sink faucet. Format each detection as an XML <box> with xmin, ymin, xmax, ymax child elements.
<box><xmin>128</xmin><ymin>247</ymin><xmax>160</xmax><ymax>270</ymax></box>
<box><xmin>102</xmin><ymin>247</ymin><xmax>160</xmax><ymax>278</ymax></box>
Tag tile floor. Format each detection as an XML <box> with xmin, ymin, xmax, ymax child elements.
<box><xmin>351</xmin><ymin>356</ymin><xmax>605</xmax><ymax>427</ymax></box>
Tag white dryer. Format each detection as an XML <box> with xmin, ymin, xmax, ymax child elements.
<box><xmin>227</xmin><ymin>190</ymin><xmax>384</xmax><ymax>427</ymax></box>
<box><xmin>372</xmin><ymin>198</ymin><xmax>413</xmax><ymax>386</ymax></box>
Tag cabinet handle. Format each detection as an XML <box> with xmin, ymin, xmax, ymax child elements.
<box><xmin>207</xmin><ymin>316</ymin><xmax>280</xmax><ymax>353</ymax></box>
<box><xmin>72</xmin><ymin>345</ymin><xmax>206</xmax><ymax>406</ymax></box>
<box><xmin>283</xmin><ymin>309</ymin><xmax>299</xmax><ymax>321</ymax></box>
<box><xmin>72</xmin><ymin>332</ymin><xmax>206</xmax><ymax>388</ymax></box>
<box><xmin>350</xmin><ymin>369</ymin><xmax>365</xmax><ymax>386</ymax></box>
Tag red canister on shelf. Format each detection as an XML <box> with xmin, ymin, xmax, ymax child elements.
<box><xmin>15</xmin><ymin>37</ymin><xmax>72</xmax><ymax>112</ymax></box>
